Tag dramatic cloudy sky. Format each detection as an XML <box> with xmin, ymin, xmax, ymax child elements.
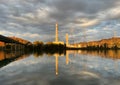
<box><xmin>0</xmin><ymin>0</ymin><xmax>120</xmax><ymax>43</ymax></box>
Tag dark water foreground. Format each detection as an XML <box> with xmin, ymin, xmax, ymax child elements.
<box><xmin>0</xmin><ymin>50</ymin><xmax>120</xmax><ymax>85</ymax></box>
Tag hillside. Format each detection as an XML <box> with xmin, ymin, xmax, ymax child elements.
<box><xmin>75</xmin><ymin>37</ymin><xmax>120</xmax><ymax>49</ymax></box>
<box><xmin>8</xmin><ymin>36</ymin><xmax>32</xmax><ymax>45</ymax></box>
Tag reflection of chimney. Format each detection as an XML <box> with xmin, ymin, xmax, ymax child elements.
<box><xmin>66</xmin><ymin>33</ymin><xmax>69</xmax><ymax>46</ymax></box>
<box><xmin>55</xmin><ymin>54</ymin><xmax>58</xmax><ymax>75</ymax></box>
<box><xmin>66</xmin><ymin>51</ymin><xmax>69</xmax><ymax>65</ymax></box>
<box><xmin>55</xmin><ymin>23</ymin><xmax>58</xmax><ymax>42</ymax></box>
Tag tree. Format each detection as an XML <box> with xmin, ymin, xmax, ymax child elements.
<box><xmin>33</xmin><ymin>41</ymin><xmax>44</xmax><ymax>50</ymax></box>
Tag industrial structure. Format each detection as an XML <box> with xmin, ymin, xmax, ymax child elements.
<box><xmin>0</xmin><ymin>34</ymin><xmax>31</xmax><ymax>51</ymax></box>
<box><xmin>52</xmin><ymin>23</ymin><xmax>64</xmax><ymax>45</ymax></box>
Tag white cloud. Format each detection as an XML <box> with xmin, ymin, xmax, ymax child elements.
<box><xmin>22</xmin><ymin>33</ymin><xmax>40</xmax><ymax>38</ymax></box>
<box><xmin>97</xmin><ymin>6</ymin><xmax>120</xmax><ymax>20</ymax></box>
<box><xmin>0</xmin><ymin>0</ymin><xmax>120</xmax><ymax>42</ymax></box>
<box><xmin>7</xmin><ymin>22</ymin><xmax>23</xmax><ymax>28</ymax></box>
<box><xmin>0</xmin><ymin>30</ymin><xmax>14</xmax><ymax>36</ymax></box>
<box><xmin>9</xmin><ymin>15</ymin><xmax>28</xmax><ymax>21</ymax></box>
<box><xmin>79</xmin><ymin>19</ymin><xmax>99</xmax><ymax>27</ymax></box>
<box><xmin>86</xmin><ymin>29</ymin><xmax>98</xmax><ymax>34</ymax></box>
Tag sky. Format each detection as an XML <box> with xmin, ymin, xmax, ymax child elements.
<box><xmin>0</xmin><ymin>0</ymin><xmax>120</xmax><ymax>43</ymax></box>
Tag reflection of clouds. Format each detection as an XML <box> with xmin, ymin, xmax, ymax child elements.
<box><xmin>49</xmin><ymin>71</ymin><xmax>101</xmax><ymax>85</ymax></box>
<box><xmin>77</xmin><ymin>71</ymin><xmax>100</xmax><ymax>79</ymax></box>
<box><xmin>0</xmin><ymin>53</ymin><xmax>120</xmax><ymax>85</ymax></box>
<box><xmin>67</xmin><ymin>54</ymin><xmax>118</xmax><ymax>78</ymax></box>
<box><xmin>77</xmin><ymin>50</ymin><xmax>120</xmax><ymax>59</ymax></box>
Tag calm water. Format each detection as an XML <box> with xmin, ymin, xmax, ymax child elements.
<box><xmin>0</xmin><ymin>50</ymin><xmax>120</xmax><ymax>85</ymax></box>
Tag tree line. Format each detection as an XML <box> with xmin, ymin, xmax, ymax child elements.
<box><xmin>33</xmin><ymin>41</ymin><xmax>66</xmax><ymax>54</ymax></box>
<box><xmin>81</xmin><ymin>43</ymin><xmax>120</xmax><ymax>50</ymax></box>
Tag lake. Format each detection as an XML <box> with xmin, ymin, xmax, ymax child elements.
<box><xmin>0</xmin><ymin>50</ymin><xmax>120</xmax><ymax>85</ymax></box>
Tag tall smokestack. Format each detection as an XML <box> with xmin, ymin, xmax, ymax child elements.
<box><xmin>55</xmin><ymin>23</ymin><xmax>58</xmax><ymax>42</ymax></box>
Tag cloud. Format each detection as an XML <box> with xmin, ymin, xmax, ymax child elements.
<box><xmin>52</xmin><ymin>0</ymin><xmax>118</xmax><ymax>14</ymax></box>
<box><xmin>0</xmin><ymin>30</ymin><xmax>14</xmax><ymax>36</ymax></box>
<box><xmin>97</xmin><ymin>6</ymin><xmax>120</xmax><ymax>21</ymax></box>
<box><xmin>0</xmin><ymin>0</ymin><xmax>120</xmax><ymax>42</ymax></box>
<box><xmin>76</xmin><ymin>19</ymin><xmax>99</xmax><ymax>27</ymax></box>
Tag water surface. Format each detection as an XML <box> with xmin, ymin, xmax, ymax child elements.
<box><xmin>0</xmin><ymin>50</ymin><xmax>120</xmax><ymax>85</ymax></box>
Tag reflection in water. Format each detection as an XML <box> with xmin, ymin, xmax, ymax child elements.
<box><xmin>55</xmin><ymin>54</ymin><xmax>58</xmax><ymax>75</ymax></box>
<box><xmin>53</xmin><ymin>53</ymin><xmax>66</xmax><ymax>75</ymax></box>
<box><xmin>0</xmin><ymin>51</ymin><xmax>5</xmax><ymax>61</ymax></box>
<box><xmin>65</xmin><ymin>50</ymin><xmax>120</xmax><ymax>77</ymax></box>
<box><xmin>0</xmin><ymin>50</ymin><xmax>120</xmax><ymax>85</ymax></box>
<box><xmin>77</xmin><ymin>50</ymin><xmax>120</xmax><ymax>59</ymax></box>
<box><xmin>54</xmin><ymin>52</ymin><xmax>70</xmax><ymax>75</ymax></box>
<box><xmin>66</xmin><ymin>51</ymin><xmax>69</xmax><ymax>65</ymax></box>
<box><xmin>33</xmin><ymin>50</ymin><xmax>120</xmax><ymax>75</ymax></box>
<box><xmin>54</xmin><ymin>51</ymin><xmax>70</xmax><ymax>75</ymax></box>
<box><xmin>0</xmin><ymin>51</ymin><xmax>31</xmax><ymax>68</ymax></box>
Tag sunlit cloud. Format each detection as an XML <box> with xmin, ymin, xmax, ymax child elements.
<box><xmin>0</xmin><ymin>30</ymin><xmax>14</xmax><ymax>36</ymax></box>
<box><xmin>97</xmin><ymin>6</ymin><xmax>120</xmax><ymax>20</ymax></box>
<box><xmin>9</xmin><ymin>15</ymin><xmax>28</xmax><ymax>22</ymax></box>
<box><xmin>0</xmin><ymin>0</ymin><xmax>120</xmax><ymax>42</ymax></box>
<box><xmin>79</xmin><ymin>19</ymin><xmax>99</xmax><ymax>27</ymax></box>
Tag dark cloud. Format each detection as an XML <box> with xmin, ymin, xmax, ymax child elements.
<box><xmin>0</xmin><ymin>0</ymin><xmax>120</xmax><ymax>42</ymax></box>
<box><xmin>53</xmin><ymin>0</ymin><xmax>118</xmax><ymax>13</ymax></box>
<box><xmin>48</xmin><ymin>0</ymin><xmax>119</xmax><ymax>21</ymax></box>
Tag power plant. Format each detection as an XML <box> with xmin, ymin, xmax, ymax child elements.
<box><xmin>52</xmin><ymin>23</ymin><xmax>64</xmax><ymax>45</ymax></box>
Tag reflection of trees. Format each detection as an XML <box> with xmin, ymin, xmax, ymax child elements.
<box><xmin>0</xmin><ymin>51</ymin><xmax>5</xmax><ymax>61</ymax></box>
<box><xmin>33</xmin><ymin>47</ymin><xmax>65</xmax><ymax>57</ymax></box>
<box><xmin>0</xmin><ymin>50</ymin><xmax>32</xmax><ymax>68</ymax></box>
<box><xmin>78</xmin><ymin>50</ymin><xmax>120</xmax><ymax>59</ymax></box>
<box><xmin>33</xmin><ymin>42</ymin><xmax>66</xmax><ymax>57</ymax></box>
<box><xmin>43</xmin><ymin>44</ymin><xmax>65</xmax><ymax>54</ymax></box>
<box><xmin>33</xmin><ymin>51</ymin><xmax>44</xmax><ymax>57</ymax></box>
<box><xmin>33</xmin><ymin>41</ymin><xmax>44</xmax><ymax>51</ymax></box>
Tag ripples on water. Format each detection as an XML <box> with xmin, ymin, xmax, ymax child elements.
<box><xmin>0</xmin><ymin>50</ymin><xmax>120</xmax><ymax>85</ymax></box>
